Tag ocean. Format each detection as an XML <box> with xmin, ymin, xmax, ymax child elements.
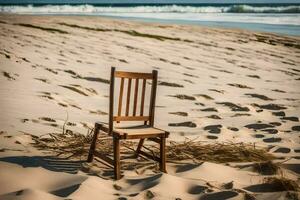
<box><xmin>1</xmin><ymin>3</ymin><xmax>300</xmax><ymax>36</ymax></box>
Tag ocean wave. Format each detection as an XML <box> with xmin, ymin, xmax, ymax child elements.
<box><xmin>1</xmin><ymin>4</ymin><xmax>300</xmax><ymax>14</ymax></box>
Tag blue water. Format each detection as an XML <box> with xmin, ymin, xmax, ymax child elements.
<box><xmin>0</xmin><ymin>3</ymin><xmax>299</xmax><ymax>36</ymax></box>
<box><xmin>107</xmin><ymin>15</ymin><xmax>300</xmax><ymax>36</ymax></box>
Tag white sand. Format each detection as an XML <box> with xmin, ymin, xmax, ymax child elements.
<box><xmin>0</xmin><ymin>14</ymin><xmax>299</xmax><ymax>199</ymax></box>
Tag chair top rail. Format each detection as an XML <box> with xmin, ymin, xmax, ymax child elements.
<box><xmin>115</xmin><ymin>71</ymin><xmax>153</xmax><ymax>79</ymax></box>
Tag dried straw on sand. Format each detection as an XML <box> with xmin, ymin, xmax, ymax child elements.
<box><xmin>31</xmin><ymin>128</ymin><xmax>274</xmax><ymax>164</ymax></box>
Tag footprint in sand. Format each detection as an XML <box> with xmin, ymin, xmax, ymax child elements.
<box><xmin>81</xmin><ymin>76</ymin><xmax>110</xmax><ymax>84</ymax></box>
<box><xmin>2</xmin><ymin>71</ymin><xmax>17</xmax><ymax>80</ymax></box>
<box><xmin>207</xmin><ymin>135</ymin><xmax>218</xmax><ymax>140</ymax></box>
<box><xmin>26</xmin><ymin>117</ymin><xmax>59</xmax><ymax>128</ymax></box>
<box><xmin>269</xmin><ymin>122</ymin><xmax>281</xmax><ymax>126</ymax></box>
<box><xmin>217</xmin><ymin>102</ymin><xmax>249</xmax><ymax>112</ymax></box>
<box><xmin>183</xmin><ymin>73</ymin><xmax>199</xmax><ymax>78</ymax></box>
<box><xmin>34</xmin><ymin>78</ymin><xmax>51</xmax><ymax>84</ymax></box>
<box><xmin>64</xmin><ymin>122</ymin><xmax>76</xmax><ymax>127</ymax></box>
<box><xmin>292</xmin><ymin>126</ymin><xmax>300</xmax><ymax>131</ymax></box>
<box><xmin>231</xmin><ymin>113</ymin><xmax>251</xmax><ymax>117</ymax></box>
<box><xmin>158</xmin><ymin>81</ymin><xmax>184</xmax><ymax>88</ymax></box>
<box><xmin>187</xmin><ymin>185</ymin><xmax>207</xmax><ymax>194</ymax></box>
<box><xmin>69</xmin><ymin>104</ymin><xmax>82</xmax><ymax>110</ymax></box>
<box><xmin>169</xmin><ymin>94</ymin><xmax>196</xmax><ymax>101</ymax></box>
<box><xmin>252</xmin><ymin>103</ymin><xmax>287</xmax><ymax>110</ymax></box>
<box><xmin>184</xmin><ymin>79</ymin><xmax>194</xmax><ymax>84</ymax></box>
<box><xmin>274</xmin><ymin>147</ymin><xmax>291</xmax><ymax>153</ymax></box>
<box><xmin>228</xmin><ymin>83</ymin><xmax>253</xmax><ymax>89</ymax></box>
<box><xmin>207</xmin><ymin>115</ymin><xmax>222</xmax><ymax>119</ymax></box>
<box><xmin>20</xmin><ymin>119</ymin><xmax>30</xmax><ymax>123</ymax></box>
<box><xmin>200</xmin><ymin>108</ymin><xmax>218</xmax><ymax>112</ymax></box>
<box><xmin>204</xmin><ymin>125</ymin><xmax>222</xmax><ymax>134</ymax></box>
<box><xmin>58</xmin><ymin>102</ymin><xmax>68</xmax><ymax>107</ymax></box>
<box><xmin>38</xmin><ymin>92</ymin><xmax>54</xmax><ymax>100</ymax></box>
<box><xmin>39</xmin><ymin>117</ymin><xmax>56</xmax><ymax>122</ymax></box>
<box><xmin>195</xmin><ymin>102</ymin><xmax>205</xmax><ymax>106</ymax></box>
<box><xmin>261</xmin><ymin>129</ymin><xmax>278</xmax><ymax>134</ymax></box>
<box><xmin>0</xmin><ymin>51</ymin><xmax>11</xmax><ymax>59</ymax></box>
<box><xmin>227</xmin><ymin>127</ymin><xmax>239</xmax><ymax>131</ymax></box>
<box><xmin>45</xmin><ymin>67</ymin><xmax>58</xmax><ymax>74</ymax></box>
<box><xmin>89</xmin><ymin>110</ymin><xmax>108</xmax><ymax>115</ymax></box>
<box><xmin>60</xmin><ymin>84</ymin><xmax>97</xmax><ymax>96</ymax></box>
<box><xmin>169</xmin><ymin>112</ymin><xmax>188</xmax><ymax>116</ymax></box>
<box><xmin>245</xmin><ymin>93</ymin><xmax>273</xmax><ymax>101</ymax></box>
<box><xmin>254</xmin><ymin>134</ymin><xmax>265</xmax><ymax>138</ymax></box>
<box><xmin>194</xmin><ymin>94</ymin><xmax>214</xmax><ymax>100</ymax></box>
<box><xmin>247</xmin><ymin>75</ymin><xmax>260</xmax><ymax>79</ymax></box>
<box><xmin>263</xmin><ymin>137</ymin><xmax>282</xmax><ymax>143</ymax></box>
<box><xmin>63</xmin><ymin>69</ymin><xmax>78</xmax><ymax>76</ymax></box>
<box><xmin>272</xmin><ymin>111</ymin><xmax>285</xmax><ymax>117</ymax></box>
<box><xmin>272</xmin><ymin>89</ymin><xmax>286</xmax><ymax>93</ymax></box>
<box><xmin>168</xmin><ymin>121</ymin><xmax>196</xmax><ymax>128</ymax></box>
<box><xmin>209</xmin><ymin>89</ymin><xmax>225</xmax><ymax>94</ymax></box>
<box><xmin>245</xmin><ymin>123</ymin><xmax>275</xmax><ymax>130</ymax></box>
<box><xmin>281</xmin><ymin>116</ymin><xmax>299</xmax><ymax>122</ymax></box>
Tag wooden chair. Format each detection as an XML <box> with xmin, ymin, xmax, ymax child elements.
<box><xmin>87</xmin><ymin>67</ymin><xmax>169</xmax><ymax>180</ymax></box>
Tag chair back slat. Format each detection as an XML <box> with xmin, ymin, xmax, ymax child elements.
<box><xmin>125</xmin><ymin>78</ymin><xmax>132</xmax><ymax>116</ymax></box>
<box><xmin>133</xmin><ymin>79</ymin><xmax>139</xmax><ymax>116</ymax></box>
<box><xmin>117</xmin><ymin>77</ymin><xmax>124</xmax><ymax>118</ymax></box>
<box><xmin>140</xmin><ymin>79</ymin><xmax>146</xmax><ymax>116</ymax></box>
<box><xmin>109</xmin><ymin>67</ymin><xmax>157</xmax><ymax>127</ymax></box>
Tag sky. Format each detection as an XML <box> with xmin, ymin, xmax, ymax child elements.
<box><xmin>0</xmin><ymin>0</ymin><xmax>300</xmax><ymax>4</ymax></box>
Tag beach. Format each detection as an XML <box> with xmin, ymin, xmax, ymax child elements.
<box><xmin>0</xmin><ymin>13</ymin><xmax>300</xmax><ymax>199</ymax></box>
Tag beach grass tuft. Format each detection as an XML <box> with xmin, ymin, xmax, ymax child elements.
<box><xmin>252</xmin><ymin>160</ymin><xmax>280</xmax><ymax>175</ymax></box>
<box><xmin>58</xmin><ymin>22</ymin><xmax>110</xmax><ymax>32</ymax></box>
<box><xmin>264</xmin><ymin>177</ymin><xmax>299</xmax><ymax>191</ymax></box>
<box><xmin>59</xmin><ymin>22</ymin><xmax>193</xmax><ymax>42</ymax></box>
<box><xmin>166</xmin><ymin>139</ymin><xmax>275</xmax><ymax>163</ymax></box>
<box><xmin>15</xmin><ymin>23</ymin><xmax>68</xmax><ymax>34</ymax></box>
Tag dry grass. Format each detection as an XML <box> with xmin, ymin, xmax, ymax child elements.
<box><xmin>31</xmin><ymin>130</ymin><xmax>274</xmax><ymax>164</ymax></box>
<box><xmin>264</xmin><ymin>177</ymin><xmax>299</xmax><ymax>191</ymax></box>
<box><xmin>252</xmin><ymin>160</ymin><xmax>280</xmax><ymax>175</ymax></box>
<box><xmin>166</xmin><ymin>138</ymin><xmax>274</xmax><ymax>163</ymax></box>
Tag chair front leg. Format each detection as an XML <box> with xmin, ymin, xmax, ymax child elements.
<box><xmin>159</xmin><ymin>136</ymin><xmax>166</xmax><ymax>173</ymax></box>
<box><xmin>135</xmin><ymin>138</ymin><xmax>145</xmax><ymax>157</ymax></box>
<box><xmin>87</xmin><ymin>123</ymin><xmax>101</xmax><ymax>162</ymax></box>
<box><xmin>113</xmin><ymin>136</ymin><xmax>121</xmax><ymax>180</ymax></box>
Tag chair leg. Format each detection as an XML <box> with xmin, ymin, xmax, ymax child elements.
<box><xmin>87</xmin><ymin>123</ymin><xmax>101</xmax><ymax>162</ymax></box>
<box><xmin>159</xmin><ymin>136</ymin><xmax>166</xmax><ymax>173</ymax></box>
<box><xmin>113</xmin><ymin>137</ymin><xmax>121</xmax><ymax>180</ymax></box>
<box><xmin>135</xmin><ymin>138</ymin><xmax>145</xmax><ymax>157</ymax></box>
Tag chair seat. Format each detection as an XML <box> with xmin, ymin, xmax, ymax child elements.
<box><xmin>96</xmin><ymin>123</ymin><xmax>169</xmax><ymax>139</ymax></box>
<box><xmin>115</xmin><ymin>125</ymin><xmax>168</xmax><ymax>138</ymax></box>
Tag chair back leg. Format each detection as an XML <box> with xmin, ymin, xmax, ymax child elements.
<box><xmin>159</xmin><ymin>136</ymin><xmax>166</xmax><ymax>172</ymax></box>
<box><xmin>113</xmin><ymin>137</ymin><xmax>121</xmax><ymax>180</ymax></box>
<box><xmin>87</xmin><ymin>123</ymin><xmax>101</xmax><ymax>162</ymax></box>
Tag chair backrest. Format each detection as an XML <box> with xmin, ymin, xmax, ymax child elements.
<box><xmin>109</xmin><ymin>67</ymin><xmax>158</xmax><ymax>133</ymax></box>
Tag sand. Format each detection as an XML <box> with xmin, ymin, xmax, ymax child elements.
<box><xmin>0</xmin><ymin>13</ymin><xmax>299</xmax><ymax>199</ymax></box>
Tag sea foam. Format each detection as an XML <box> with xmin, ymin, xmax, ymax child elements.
<box><xmin>1</xmin><ymin>4</ymin><xmax>300</xmax><ymax>14</ymax></box>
